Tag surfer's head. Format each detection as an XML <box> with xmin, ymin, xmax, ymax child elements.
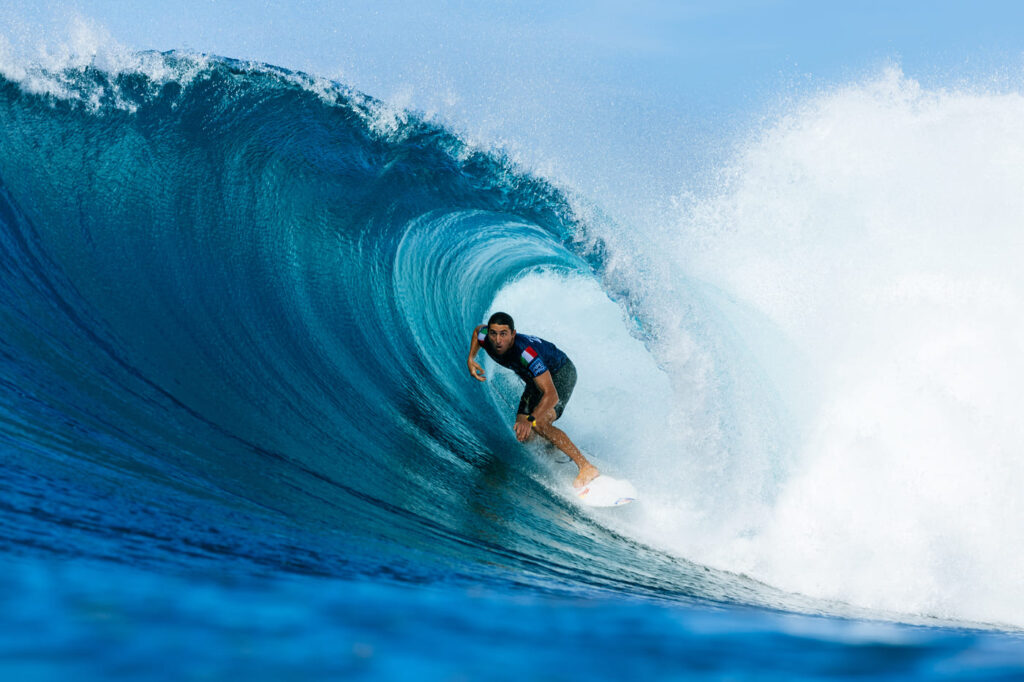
<box><xmin>486</xmin><ymin>311</ymin><xmax>516</xmax><ymax>354</ymax></box>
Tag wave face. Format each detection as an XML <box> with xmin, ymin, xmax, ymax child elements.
<box><xmin>3</xmin><ymin>49</ymin><xmax>1024</xmax><ymax>668</ymax></box>
<box><xmin>0</xmin><ymin>53</ymin><xmax>788</xmax><ymax>610</ymax></box>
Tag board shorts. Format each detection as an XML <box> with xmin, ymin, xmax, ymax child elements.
<box><xmin>516</xmin><ymin>359</ymin><xmax>577</xmax><ymax>420</ymax></box>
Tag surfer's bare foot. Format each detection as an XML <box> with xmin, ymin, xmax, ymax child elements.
<box><xmin>573</xmin><ymin>464</ymin><xmax>599</xmax><ymax>489</ymax></box>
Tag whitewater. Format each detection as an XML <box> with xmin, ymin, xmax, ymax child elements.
<box><xmin>613</xmin><ymin>68</ymin><xmax>1024</xmax><ymax>626</ymax></box>
<box><xmin>2</xmin><ymin>33</ymin><xmax>1024</xmax><ymax>680</ymax></box>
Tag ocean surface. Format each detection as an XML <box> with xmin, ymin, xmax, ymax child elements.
<box><xmin>2</xmin><ymin>51</ymin><xmax>1024</xmax><ymax>679</ymax></box>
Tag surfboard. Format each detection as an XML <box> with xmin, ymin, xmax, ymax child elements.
<box><xmin>574</xmin><ymin>475</ymin><xmax>637</xmax><ymax>507</ymax></box>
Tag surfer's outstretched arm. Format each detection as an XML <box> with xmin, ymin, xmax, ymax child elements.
<box><xmin>466</xmin><ymin>324</ymin><xmax>487</xmax><ymax>381</ymax></box>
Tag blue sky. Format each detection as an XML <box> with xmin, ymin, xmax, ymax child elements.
<box><xmin>4</xmin><ymin>1</ymin><xmax>1024</xmax><ymax>219</ymax></box>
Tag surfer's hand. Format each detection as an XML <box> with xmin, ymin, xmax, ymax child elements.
<box><xmin>468</xmin><ymin>359</ymin><xmax>486</xmax><ymax>381</ymax></box>
<box><xmin>514</xmin><ymin>417</ymin><xmax>533</xmax><ymax>442</ymax></box>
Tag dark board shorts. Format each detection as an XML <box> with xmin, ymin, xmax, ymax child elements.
<box><xmin>516</xmin><ymin>359</ymin><xmax>577</xmax><ymax>421</ymax></box>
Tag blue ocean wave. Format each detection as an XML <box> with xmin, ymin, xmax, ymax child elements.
<box><xmin>0</xmin><ymin>53</ymin><xmax>768</xmax><ymax>606</ymax></box>
<box><xmin>5</xmin><ymin>50</ymin><xmax>1024</xmax><ymax>681</ymax></box>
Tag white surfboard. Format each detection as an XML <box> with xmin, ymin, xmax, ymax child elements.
<box><xmin>574</xmin><ymin>475</ymin><xmax>637</xmax><ymax>507</ymax></box>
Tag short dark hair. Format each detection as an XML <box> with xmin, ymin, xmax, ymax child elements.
<box><xmin>487</xmin><ymin>311</ymin><xmax>515</xmax><ymax>330</ymax></box>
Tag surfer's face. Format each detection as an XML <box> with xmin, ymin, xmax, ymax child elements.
<box><xmin>487</xmin><ymin>324</ymin><xmax>515</xmax><ymax>354</ymax></box>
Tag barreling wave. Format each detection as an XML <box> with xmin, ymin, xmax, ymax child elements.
<box><xmin>8</xmin><ymin>50</ymin><xmax>1020</xmax><ymax>631</ymax></box>
<box><xmin>0</xmin><ymin>52</ymin><xmax>811</xmax><ymax>611</ymax></box>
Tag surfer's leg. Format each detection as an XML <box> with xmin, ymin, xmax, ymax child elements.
<box><xmin>533</xmin><ymin>361</ymin><xmax>596</xmax><ymax>485</ymax></box>
<box><xmin>532</xmin><ymin>418</ymin><xmax>599</xmax><ymax>488</ymax></box>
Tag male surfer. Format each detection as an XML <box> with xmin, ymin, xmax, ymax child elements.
<box><xmin>467</xmin><ymin>312</ymin><xmax>600</xmax><ymax>488</ymax></box>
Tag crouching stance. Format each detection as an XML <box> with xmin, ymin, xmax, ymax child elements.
<box><xmin>467</xmin><ymin>312</ymin><xmax>599</xmax><ymax>488</ymax></box>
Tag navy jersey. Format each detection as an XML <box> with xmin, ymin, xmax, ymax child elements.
<box><xmin>479</xmin><ymin>330</ymin><xmax>569</xmax><ymax>386</ymax></box>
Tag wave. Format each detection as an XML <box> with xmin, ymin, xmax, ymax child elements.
<box><xmin>2</xmin><ymin>50</ymin><xmax>1022</xmax><ymax>629</ymax></box>
<box><xmin>0</xmin><ymin>52</ymin><xmax>807</xmax><ymax>614</ymax></box>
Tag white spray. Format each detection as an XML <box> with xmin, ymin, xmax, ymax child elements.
<box><xmin>622</xmin><ymin>68</ymin><xmax>1024</xmax><ymax>626</ymax></box>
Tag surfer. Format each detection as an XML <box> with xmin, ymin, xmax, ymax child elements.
<box><xmin>467</xmin><ymin>312</ymin><xmax>600</xmax><ymax>488</ymax></box>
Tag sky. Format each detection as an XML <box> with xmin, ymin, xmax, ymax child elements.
<box><xmin>3</xmin><ymin>1</ymin><xmax>1024</xmax><ymax>221</ymax></box>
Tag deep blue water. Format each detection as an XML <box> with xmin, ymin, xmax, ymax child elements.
<box><xmin>1</xmin><ymin>53</ymin><xmax>1023</xmax><ymax>680</ymax></box>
